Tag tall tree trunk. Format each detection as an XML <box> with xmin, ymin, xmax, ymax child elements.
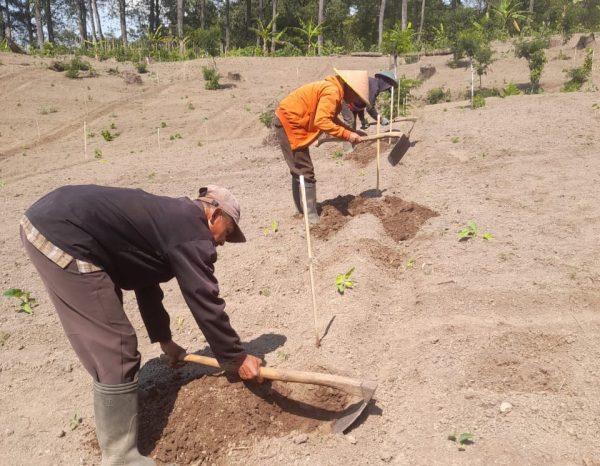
<box><xmin>378</xmin><ymin>0</ymin><xmax>386</xmax><ymax>51</ymax></box>
<box><xmin>417</xmin><ymin>0</ymin><xmax>425</xmax><ymax>43</ymax></box>
<box><xmin>199</xmin><ymin>0</ymin><xmax>205</xmax><ymax>29</ymax></box>
<box><xmin>86</xmin><ymin>0</ymin><xmax>96</xmax><ymax>41</ymax></box>
<box><xmin>529</xmin><ymin>0</ymin><xmax>534</xmax><ymax>13</ymax></box>
<box><xmin>176</xmin><ymin>0</ymin><xmax>183</xmax><ymax>38</ymax></box>
<box><xmin>23</xmin><ymin>0</ymin><xmax>34</xmax><ymax>45</ymax></box>
<box><xmin>245</xmin><ymin>0</ymin><xmax>250</xmax><ymax>36</ymax></box>
<box><xmin>34</xmin><ymin>0</ymin><xmax>44</xmax><ymax>46</ymax></box>
<box><xmin>3</xmin><ymin>0</ymin><xmax>12</xmax><ymax>39</ymax></box>
<box><xmin>270</xmin><ymin>0</ymin><xmax>277</xmax><ymax>53</ymax></box>
<box><xmin>75</xmin><ymin>0</ymin><xmax>86</xmax><ymax>43</ymax></box>
<box><xmin>118</xmin><ymin>0</ymin><xmax>127</xmax><ymax>46</ymax></box>
<box><xmin>44</xmin><ymin>0</ymin><xmax>54</xmax><ymax>42</ymax></box>
<box><xmin>92</xmin><ymin>0</ymin><xmax>102</xmax><ymax>39</ymax></box>
<box><xmin>401</xmin><ymin>0</ymin><xmax>407</xmax><ymax>31</ymax></box>
<box><xmin>149</xmin><ymin>0</ymin><xmax>155</xmax><ymax>31</ymax></box>
<box><xmin>317</xmin><ymin>0</ymin><xmax>324</xmax><ymax>55</ymax></box>
<box><xmin>224</xmin><ymin>0</ymin><xmax>230</xmax><ymax>52</ymax></box>
<box><xmin>256</xmin><ymin>0</ymin><xmax>263</xmax><ymax>46</ymax></box>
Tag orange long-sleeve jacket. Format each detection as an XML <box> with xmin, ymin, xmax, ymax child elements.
<box><xmin>275</xmin><ymin>75</ymin><xmax>352</xmax><ymax>150</ymax></box>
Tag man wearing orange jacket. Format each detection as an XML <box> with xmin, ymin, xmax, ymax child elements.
<box><xmin>274</xmin><ymin>69</ymin><xmax>370</xmax><ymax>223</ymax></box>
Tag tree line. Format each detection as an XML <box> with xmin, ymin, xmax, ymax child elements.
<box><xmin>0</xmin><ymin>0</ymin><xmax>598</xmax><ymax>58</ymax></box>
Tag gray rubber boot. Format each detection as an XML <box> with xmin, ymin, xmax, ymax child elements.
<box><xmin>291</xmin><ymin>176</ymin><xmax>303</xmax><ymax>214</ymax></box>
<box><xmin>94</xmin><ymin>380</ymin><xmax>155</xmax><ymax>466</ymax></box>
<box><xmin>303</xmin><ymin>182</ymin><xmax>320</xmax><ymax>224</ymax></box>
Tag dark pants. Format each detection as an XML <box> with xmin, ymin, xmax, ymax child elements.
<box><xmin>21</xmin><ymin>228</ymin><xmax>140</xmax><ymax>384</ymax></box>
<box><xmin>274</xmin><ymin>115</ymin><xmax>316</xmax><ymax>183</ymax></box>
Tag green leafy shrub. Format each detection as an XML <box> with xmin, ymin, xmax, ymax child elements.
<box><xmin>427</xmin><ymin>87</ymin><xmax>451</xmax><ymax>104</ymax></box>
<box><xmin>259</xmin><ymin>110</ymin><xmax>274</xmax><ymax>128</ymax></box>
<box><xmin>202</xmin><ymin>65</ymin><xmax>221</xmax><ymax>90</ymax></box>
<box><xmin>514</xmin><ymin>34</ymin><xmax>550</xmax><ymax>93</ymax></box>
<box><xmin>135</xmin><ymin>62</ymin><xmax>148</xmax><ymax>73</ymax></box>
<box><xmin>503</xmin><ymin>81</ymin><xmax>522</xmax><ymax>96</ymax></box>
<box><xmin>561</xmin><ymin>48</ymin><xmax>593</xmax><ymax>92</ymax></box>
<box><xmin>101</xmin><ymin>130</ymin><xmax>115</xmax><ymax>142</ymax></box>
<box><xmin>472</xmin><ymin>93</ymin><xmax>486</xmax><ymax>108</ymax></box>
<box><xmin>4</xmin><ymin>288</ymin><xmax>37</xmax><ymax>314</ymax></box>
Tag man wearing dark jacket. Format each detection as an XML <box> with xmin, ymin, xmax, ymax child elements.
<box><xmin>21</xmin><ymin>184</ymin><xmax>262</xmax><ymax>466</ymax></box>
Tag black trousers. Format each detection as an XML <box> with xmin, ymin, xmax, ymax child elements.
<box><xmin>21</xmin><ymin>227</ymin><xmax>141</xmax><ymax>384</ymax></box>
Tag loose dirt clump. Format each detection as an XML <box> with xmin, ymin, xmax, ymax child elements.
<box><xmin>313</xmin><ymin>195</ymin><xmax>438</xmax><ymax>242</ymax></box>
<box><xmin>137</xmin><ymin>373</ymin><xmax>348</xmax><ymax>465</ymax></box>
<box><xmin>345</xmin><ymin>140</ymin><xmax>395</xmax><ymax>168</ymax></box>
<box><xmin>357</xmin><ymin>239</ymin><xmax>406</xmax><ymax>269</ymax></box>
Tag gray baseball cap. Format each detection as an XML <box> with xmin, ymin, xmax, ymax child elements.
<box><xmin>198</xmin><ymin>185</ymin><xmax>246</xmax><ymax>243</ymax></box>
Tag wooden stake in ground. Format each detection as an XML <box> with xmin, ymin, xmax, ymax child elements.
<box><xmin>376</xmin><ymin>115</ymin><xmax>381</xmax><ymax>193</ymax></box>
<box><xmin>84</xmin><ymin>121</ymin><xmax>87</xmax><ymax>159</ymax></box>
<box><xmin>389</xmin><ymin>86</ymin><xmax>394</xmax><ymax>144</ymax></box>
<box><xmin>299</xmin><ymin>175</ymin><xmax>320</xmax><ymax>348</ymax></box>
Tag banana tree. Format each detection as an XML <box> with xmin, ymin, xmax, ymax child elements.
<box><xmin>492</xmin><ymin>0</ymin><xmax>528</xmax><ymax>34</ymax></box>
<box><xmin>292</xmin><ymin>18</ymin><xmax>324</xmax><ymax>56</ymax></box>
<box><xmin>251</xmin><ymin>15</ymin><xmax>286</xmax><ymax>53</ymax></box>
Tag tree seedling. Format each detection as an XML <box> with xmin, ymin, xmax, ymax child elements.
<box><xmin>404</xmin><ymin>259</ymin><xmax>415</xmax><ymax>269</ymax></box>
<box><xmin>335</xmin><ymin>267</ymin><xmax>355</xmax><ymax>295</ymax></box>
<box><xmin>170</xmin><ymin>133</ymin><xmax>182</xmax><ymax>140</ymax></box>
<box><xmin>69</xmin><ymin>413</ymin><xmax>82</xmax><ymax>431</ymax></box>
<box><xmin>161</xmin><ymin>121</ymin><xmax>167</xmax><ymax>128</ymax></box>
<box><xmin>447</xmin><ymin>432</ymin><xmax>474</xmax><ymax>451</ymax></box>
<box><xmin>263</xmin><ymin>220</ymin><xmax>278</xmax><ymax>235</ymax></box>
<box><xmin>94</xmin><ymin>148</ymin><xmax>102</xmax><ymax>159</ymax></box>
<box><xmin>101</xmin><ymin>130</ymin><xmax>116</xmax><ymax>142</ymax></box>
<box><xmin>482</xmin><ymin>232</ymin><xmax>494</xmax><ymax>241</ymax></box>
<box><xmin>3</xmin><ymin>288</ymin><xmax>37</xmax><ymax>315</ymax></box>
<box><xmin>451</xmin><ymin>136</ymin><xmax>460</xmax><ymax>143</ymax></box>
<box><xmin>458</xmin><ymin>222</ymin><xmax>478</xmax><ymax>241</ymax></box>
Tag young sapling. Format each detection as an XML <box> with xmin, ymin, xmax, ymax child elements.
<box><xmin>3</xmin><ymin>288</ymin><xmax>37</xmax><ymax>315</ymax></box>
<box><xmin>335</xmin><ymin>268</ymin><xmax>355</xmax><ymax>295</ymax></box>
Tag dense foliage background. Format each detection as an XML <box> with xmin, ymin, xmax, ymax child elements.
<box><xmin>0</xmin><ymin>0</ymin><xmax>598</xmax><ymax>60</ymax></box>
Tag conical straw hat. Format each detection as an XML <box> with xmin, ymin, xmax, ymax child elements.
<box><xmin>334</xmin><ymin>69</ymin><xmax>369</xmax><ymax>105</ymax></box>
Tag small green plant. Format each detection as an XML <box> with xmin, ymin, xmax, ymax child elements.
<box><xmin>259</xmin><ymin>110</ymin><xmax>274</xmax><ymax>128</ymax></box>
<box><xmin>0</xmin><ymin>330</ymin><xmax>10</xmax><ymax>346</ymax></box>
<box><xmin>101</xmin><ymin>130</ymin><xmax>115</xmax><ymax>142</ymax></box>
<box><xmin>503</xmin><ymin>81</ymin><xmax>521</xmax><ymax>96</ymax></box>
<box><xmin>202</xmin><ymin>65</ymin><xmax>221</xmax><ymax>90</ymax></box>
<box><xmin>175</xmin><ymin>315</ymin><xmax>185</xmax><ymax>331</ymax></box>
<box><xmin>65</xmin><ymin>67</ymin><xmax>80</xmax><ymax>79</ymax></box>
<box><xmin>448</xmin><ymin>432</ymin><xmax>474</xmax><ymax>451</ymax></box>
<box><xmin>451</xmin><ymin>136</ymin><xmax>460</xmax><ymax>143</ymax></box>
<box><xmin>110</xmin><ymin>122</ymin><xmax>117</xmax><ymax>130</ymax></box>
<box><xmin>187</xmin><ymin>102</ymin><xmax>195</xmax><ymax>111</ymax></box>
<box><xmin>107</xmin><ymin>67</ymin><xmax>120</xmax><ymax>75</ymax></box>
<box><xmin>148</xmin><ymin>172</ymin><xmax>155</xmax><ymax>180</ymax></box>
<box><xmin>404</xmin><ymin>259</ymin><xmax>415</xmax><ymax>269</ymax></box>
<box><xmin>472</xmin><ymin>93</ymin><xmax>486</xmax><ymax>108</ymax></box>
<box><xmin>94</xmin><ymin>148</ymin><xmax>102</xmax><ymax>159</ymax></box>
<box><xmin>161</xmin><ymin>121</ymin><xmax>167</xmax><ymax>128</ymax></box>
<box><xmin>332</xmin><ymin>149</ymin><xmax>344</xmax><ymax>160</ymax></box>
<box><xmin>335</xmin><ymin>268</ymin><xmax>355</xmax><ymax>295</ymax></box>
<box><xmin>3</xmin><ymin>288</ymin><xmax>37</xmax><ymax>315</ymax></box>
<box><xmin>259</xmin><ymin>288</ymin><xmax>271</xmax><ymax>297</ymax></box>
<box><xmin>458</xmin><ymin>221</ymin><xmax>478</xmax><ymax>241</ymax></box>
<box><xmin>263</xmin><ymin>220</ymin><xmax>278</xmax><ymax>235</ymax></box>
<box><xmin>135</xmin><ymin>62</ymin><xmax>148</xmax><ymax>73</ymax></box>
<box><xmin>69</xmin><ymin>413</ymin><xmax>83</xmax><ymax>431</ymax></box>
<box><xmin>170</xmin><ymin>133</ymin><xmax>182</xmax><ymax>140</ymax></box>
<box><xmin>276</xmin><ymin>349</ymin><xmax>289</xmax><ymax>361</ymax></box>
<box><xmin>427</xmin><ymin>87</ymin><xmax>451</xmax><ymax>104</ymax></box>
<box><xmin>482</xmin><ymin>232</ymin><xmax>494</xmax><ymax>240</ymax></box>
<box><xmin>39</xmin><ymin>106</ymin><xmax>58</xmax><ymax>115</ymax></box>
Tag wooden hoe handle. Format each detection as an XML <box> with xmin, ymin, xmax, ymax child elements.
<box><xmin>181</xmin><ymin>353</ymin><xmax>370</xmax><ymax>398</ymax></box>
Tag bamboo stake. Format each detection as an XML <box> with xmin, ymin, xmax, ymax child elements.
<box><xmin>389</xmin><ymin>86</ymin><xmax>394</xmax><ymax>144</ymax></box>
<box><xmin>376</xmin><ymin>115</ymin><xmax>381</xmax><ymax>193</ymax></box>
<box><xmin>35</xmin><ymin>119</ymin><xmax>40</xmax><ymax>143</ymax></box>
<box><xmin>299</xmin><ymin>175</ymin><xmax>320</xmax><ymax>348</ymax></box>
<box><xmin>84</xmin><ymin>121</ymin><xmax>87</xmax><ymax>159</ymax></box>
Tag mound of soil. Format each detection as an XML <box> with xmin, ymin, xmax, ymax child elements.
<box><xmin>312</xmin><ymin>195</ymin><xmax>438</xmax><ymax>242</ymax></box>
<box><xmin>137</xmin><ymin>373</ymin><xmax>348</xmax><ymax>465</ymax></box>
<box><xmin>345</xmin><ymin>140</ymin><xmax>395</xmax><ymax>168</ymax></box>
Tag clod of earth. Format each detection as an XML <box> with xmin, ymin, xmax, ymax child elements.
<box><xmin>312</xmin><ymin>195</ymin><xmax>438</xmax><ymax>242</ymax></box>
